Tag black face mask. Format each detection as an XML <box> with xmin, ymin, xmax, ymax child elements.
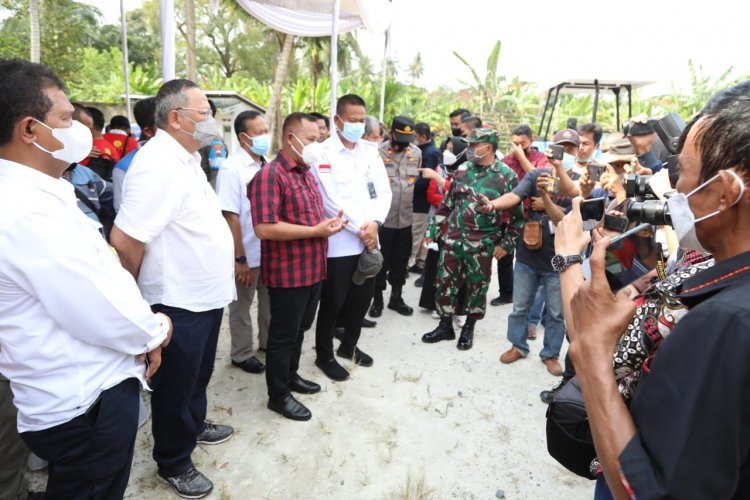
<box><xmin>393</xmin><ymin>141</ymin><xmax>409</xmax><ymax>151</ymax></box>
<box><xmin>451</xmin><ymin>127</ymin><xmax>462</xmax><ymax>137</ymax></box>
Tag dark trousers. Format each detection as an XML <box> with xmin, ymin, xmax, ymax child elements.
<box><xmin>21</xmin><ymin>378</ymin><xmax>140</xmax><ymax>500</ymax></box>
<box><xmin>1</xmin><ymin>378</ymin><xmax>30</xmax><ymax>500</ymax></box>
<box><xmin>375</xmin><ymin>226</ymin><xmax>412</xmax><ymax>293</ymax></box>
<box><xmin>496</xmin><ymin>249</ymin><xmax>515</xmax><ymax>297</ymax></box>
<box><xmin>316</xmin><ymin>255</ymin><xmax>376</xmax><ymax>361</ymax></box>
<box><xmin>267</xmin><ymin>283</ymin><xmax>322</xmax><ymax>400</ymax></box>
<box><xmin>149</xmin><ymin>305</ymin><xmax>223</xmax><ymax>477</ymax></box>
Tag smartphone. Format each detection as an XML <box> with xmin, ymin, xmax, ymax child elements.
<box><xmin>586</xmin><ymin>162</ymin><xmax>606</xmax><ymax>182</ymax></box>
<box><xmin>603</xmin><ymin>214</ymin><xmax>629</xmax><ymax>233</ymax></box>
<box><xmin>547</xmin><ymin>144</ymin><xmax>564</xmax><ymax>160</ymax></box>
<box><xmin>580</xmin><ymin>197</ymin><xmax>606</xmax><ymax>231</ymax></box>
<box><xmin>608</xmin><ymin>223</ymin><xmax>652</xmax><ymax>247</ymax></box>
<box><xmin>546</xmin><ymin>176</ymin><xmax>560</xmax><ymax>194</ymax></box>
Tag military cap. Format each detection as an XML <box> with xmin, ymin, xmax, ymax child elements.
<box><xmin>462</xmin><ymin>127</ymin><xmax>498</xmax><ymax>145</ymax></box>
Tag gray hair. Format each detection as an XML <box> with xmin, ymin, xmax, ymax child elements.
<box><xmin>155</xmin><ymin>79</ymin><xmax>198</xmax><ymax>129</ymax></box>
<box><xmin>365</xmin><ymin>115</ymin><xmax>380</xmax><ymax>137</ymax></box>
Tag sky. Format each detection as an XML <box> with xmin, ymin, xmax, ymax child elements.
<box><xmin>84</xmin><ymin>0</ymin><xmax>750</xmax><ymax>96</ymax></box>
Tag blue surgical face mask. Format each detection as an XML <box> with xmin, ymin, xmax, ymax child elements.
<box><xmin>563</xmin><ymin>152</ymin><xmax>577</xmax><ymax>171</ymax></box>
<box><xmin>243</xmin><ymin>132</ymin><xmax>270</xmax><ymax>157</ymax></box>
<box><xmin>337</xmin><ymin>117</ymin><xmax>365</xmax><ymax>143</ymax></box>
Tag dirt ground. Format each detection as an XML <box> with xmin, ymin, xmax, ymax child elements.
<box><xmin>28</xmin><ymin>272</ymin><xmax>593</xmax><ymax>500</ymax></box>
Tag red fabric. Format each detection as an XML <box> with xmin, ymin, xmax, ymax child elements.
<box><xmin>249</xmin><ymin>150</ymin><xmax>327</xmax><ymax>288</ymax></box>
<box><xmin>612</xmin><ymin>238</ymin><xmax>637</xmax><ymax>269</ymax></box>
<box><xmin>427</xmin><ymin>178</ymin><xmax>450</xmax><ymax>207</ymax></box>
<box><xmin>501</xmin><ymin>148</ymin><xmax>548</xmax><ymax>181</ymax></box>
<box><xmin>79</xmin><ymin>138</ymin><xmax>120</xmax><ymax>166</ymax></box>
<box><xmin>103</xmin><ymin>133</ymin><xmax>138</xmax><ymax>157</ymax></box>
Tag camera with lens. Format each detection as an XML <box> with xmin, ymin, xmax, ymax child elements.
<box><xmin>624</xmin><ymin>113</ymin><xmax>686</xmax><ymax>226</ymax></box>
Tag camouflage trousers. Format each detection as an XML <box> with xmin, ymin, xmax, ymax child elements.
<box><xmin>435</xmin><ymin>239</ymin><xmax>494</xmax><ymax>320</ymax></box>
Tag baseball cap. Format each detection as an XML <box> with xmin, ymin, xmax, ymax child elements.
<box><xmin>553</xmin><ymin>129</ymin><xmax>580</xmax><ymax>147</ymax></box>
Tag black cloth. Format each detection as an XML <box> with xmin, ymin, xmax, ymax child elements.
<box><xmin>496</xmin><ymin>246</ymin><xmax>514</xmax><ymax>296</ymax></box>
<box><xmin>149</xmin><ymin>305</ymin><xmax>223</xmax><ymax>477</ymax></box>
<box><xmin>1</xmin><ymin>378</ymin><xmax>29</xmax><ymax>498</ymax></box>
<box><xmin>414</xmin><ymin>140</ymin><xmax>440</xmax><ymax>213</ymax></box>
<box><xmin>266</xmin><ymin>283</ymin><xmax>322</xmax><ymax>400</ymax></box>
<box><xmin>375</xmin><ymin>226</ymin><xmax>412</xmax><ymax>291</ymax></box>
<box><xmin>619</xmin><ymin>250</ymin><xmax>750</xmax><ymax>498</ymax></box>
<box><xmin>512</xmin><ymin>168</ymin><xmax>574</xmax><ymax>273</ymax></box>
<box><xmin>21</xmin><ymin>378</ymin><xmax>139</xmax><ymax>500</ymax></box>
<box><xmin>315</xmin><ymin>255</ymin><xmax>376</xmax><ymax>360</ymax></box>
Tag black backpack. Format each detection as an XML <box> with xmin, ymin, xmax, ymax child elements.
<box><xmin>87</xmin><ymin>155</ymin><xmax>118</xmax><ymax>182</ymax></box>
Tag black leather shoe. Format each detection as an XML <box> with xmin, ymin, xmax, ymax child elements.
<box><xmin>490</xmin><ymin>294</ymin><xmax>513</xmax><ymax>306</ymax></box>
<box><xmin>315</xmin><ymin>358</ymin><xmax>350</xmax><ymax>381</ymax></box>
<box><xmin>408</xmin><ymin>264</ymin><xmax>423</xmax><ymax>274</ymax></box>
<box><xmin>361</xmin><ymin>318</ymin><xmax>377</xmax><ymax>328</ymax></box>
<box><xmin>369</xmin><ymin>294</ymin><xmax>384</xmax><ymax>318</ymax></box>
<box><xmin>388</xmin><ymin>299</ymin><xmax>413</xmax><ymax>316</ymax></box>
<box><xmin>414</xmin><ymin>276</ymin><xmax>424</xmax><ymax>287</ymax></box>
<box><xmin>540</xmin><ymin>380</ymin><xmax>565</xmax><ymax>404</ymax></box>
<box><xmin>336</xmin><ymin>346</ymin><xmax>374</xmax><ymax>367</ymax></box>
<box><xmin>422</xmin><ymin>316</ymin><xmax>455</xmax><ymax>343</ymax></box>
<box><xmin>457</xmin><ymin>318</ymin><xmax>476</xmax><ymax>351</ymax></box>
<box><xmin>267</xmin><ymin>394</ymin><xmax>311</xmax><ymax>421</ymax></box>
<box><xmin>231</xmin><ymin>356</ymin><xmax>265</xmax><ymax>374</ymax></box>
<box><xmin>158</xmin><ymin>466</ymin><xmax>213</xmax><ymax>499</ymax></box>
<box><xmin>289</xmin><ymin>375</ymin><xmax>321</xmax><ymax>394</ymax></box>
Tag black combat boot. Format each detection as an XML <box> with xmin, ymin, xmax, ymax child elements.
<box><xmin>422</xmin><ymin>316</ymin><xmax>456</xmax><ymax>343</ymax></box>
<box><xmin>387</xmin><ymin>285</ymin><xmax>413</xmax><ymax>316</ymax></box>
<box><xmin>368</xmin><ymin>292</ymin><xmax>384</xmax><ymax>318</ymax></box>
<box><xmin>457</xmin><ymin>317</ymin><xmax>476</xmax><ymax>350</ymax></box>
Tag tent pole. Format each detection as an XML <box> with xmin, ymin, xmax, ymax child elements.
<box><xmin>330</xmin><ymin>0</ymin><xmax>341</xmax><ymax>118</ymax></box>
<box><xmin>160</xmin><ymin>0</ymin><xmax>175</xmax><ymax>82</ymax></box>
<box><xmin>121</xmin><ymin>0</ymin><xmax>132</xmax><ymax>122</ymax></box>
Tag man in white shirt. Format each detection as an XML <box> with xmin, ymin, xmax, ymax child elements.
<box><xmin>311</xmin><ymin>94</ymin><xmax>392</xmax><ymax>381</ymax></box>
<box><xmin>0</xmin><ymin>60</ymin><xmax>171</xmax><ymax>500</ymax></box>
<box><xmin>111</xmin><ymin>79</ymin><xmax>235</xmax><ymax>499</ymax></box>
<box><xmin>215</xmin><ymin>110</ymin><xmax>271</xmax><ymax>375</ymax></box>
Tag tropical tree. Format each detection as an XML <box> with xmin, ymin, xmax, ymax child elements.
<box><xmin>28</xmin><ymin>0</ymin><xmax>39</xmax><ymax>62</ymax></box>
<box><xmin>182</xmin><ymin>0</ymin><xmax>197</xmax><ymax>80</ymax></box>
<box><xmin>267</xmin><ymin>33</ymin><xmax>296</xmax><ymax>150</ymax></box>
<box><xmin>408</xmin><ymin>52</ymin><xmax>423</xmax><ymax>83</ymax></box>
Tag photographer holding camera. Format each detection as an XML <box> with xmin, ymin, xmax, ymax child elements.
<box><xmin>556</xmin><ymin>81</ymin><xmax>750</xmax><ymax>499</ymax></box>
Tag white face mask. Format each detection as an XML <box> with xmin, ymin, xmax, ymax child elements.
<box><xmin>442</xmin><ymin>150</ymin><xmax>457</xmax><ymax>166</ymax></box>
<box><xmin>291</xmin><ymin>134</ymin><xmax>322</xmax><ymax>166</ymax></box>
<box><xmin>179</xmin><ymin>111</ymin><xmax>220</xmax><ymax>148</ymax></box>
<box><xmin>32</xmin><ymin>119</ymin><xmax>93</xmax><ymax>165</ymax></box>
<box><xmin>563</xmin><ymin>152</ymin><xmax>577</xmax><ymax>171</ymax></box>
<box><xmin>667</xmin><ymin>170</ymin><xmax>746</xmax><ymax>253</ymax></box>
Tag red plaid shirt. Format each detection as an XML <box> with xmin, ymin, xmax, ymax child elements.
<box><xmin>249</xmin><ymin>151</ymin><xmax>327</xmax><ymax>288</ymax></box>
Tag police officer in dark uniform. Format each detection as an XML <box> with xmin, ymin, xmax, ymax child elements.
<box><xmin>369</xmin><ymin>116</ymin><xmax>422</xmax><ymax>317</ymax></box>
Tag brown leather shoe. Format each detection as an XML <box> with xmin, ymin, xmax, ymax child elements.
<box><xmin>542</xmin><ymin>357</ymin><xmax>563</xmax><ymax>376</ymax></box>
<box><xmin>500</xmin><ymin>347</ymin><xmax>524</xmax><ymax>364</ymax></box>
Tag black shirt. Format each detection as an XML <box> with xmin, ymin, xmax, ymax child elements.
<box><xmin>511</xmin><ymin>168</ymin><xmax>575</xmax><ymax>272</ymax></box>
<box><xmin>414</xmin><ymin>140</ymin><xmax>440</xmax><ymax>214</ymax></box>
<box><xmin>619</xmin><ymin>250</ymin><xmax>750</xmax><ymax>499</ymax></box>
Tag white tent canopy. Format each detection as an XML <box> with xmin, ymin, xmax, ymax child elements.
<box><xmin>235</xmin><ymin>0</ymin><xmax>391</xmax><ymax>118</ymax></box>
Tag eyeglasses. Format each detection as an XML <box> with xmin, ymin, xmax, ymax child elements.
<box><xmin>176</xmin><ymin>107</ymin><xmax>212</xmax><ymax>119</ymax></box>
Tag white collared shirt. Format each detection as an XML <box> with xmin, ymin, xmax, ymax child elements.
<box><xmin>312</xmin><ymin>133</ymin><xmax>392</xmax><ymax>258</ymax></box>
<box><xmin>215</xmin><ymin>147</ymin><xmax>262</xmax><ymax>268</ymax></box>
<box><xmin>116</xmin><ymin>129</ymin><xmax>235</xmax><ymax>311</ymax></box>
<box><xmin>0</xmin><ymin>159</ymin><xmax>168</xmax><ymax>433</ymax></box>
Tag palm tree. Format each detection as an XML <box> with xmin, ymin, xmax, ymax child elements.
<box><xmin>408</xmin><ymin>52</ymin><xmax>423</xmax><ymax>83</ymax></box>
<box><xmin>29</xmin><ymin>0</ymin><xmax>40</xmax><ymax>63</ymax></box>
<box><xmin>267</xmin><ymin>33</ymin><xmax>296</xmax><ymax>151</ymax></box>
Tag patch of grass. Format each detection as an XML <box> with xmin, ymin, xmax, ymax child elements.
<box><xmin>385</xmin><ymin>472</ymin><xmax>437</xmax><ymax>500</ymax></box>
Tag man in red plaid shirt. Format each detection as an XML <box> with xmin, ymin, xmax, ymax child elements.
<box><xmin>250</xmin><ymin>112</ymin><xmax>346</xmax><ymax>421</ymax></box>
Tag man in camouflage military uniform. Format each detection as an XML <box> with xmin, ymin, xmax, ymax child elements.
<box><xmin>422</xmin><ymin>128</ymin><xmax>523</xmax><ymax>350</ymax></box>
<box><xmin>368</xmin><ymin>116</ymin><xmax>423</xmax><ymax>318</ymax></box>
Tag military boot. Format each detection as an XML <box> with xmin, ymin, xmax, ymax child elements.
<box><xmin>368</xmin><ymin>291</ymin><xmax>384</xmax><ymax>318</ymax></box>
<box><xmin>387</xmin><ymin>285</ymin><xmax>413</xmax><ymax>316</ymax></box>
<box><xmin>457</xmin><ymin>317</ymin><xmax>476</xmax><ymax>350</ymax></box>
<box><xmin>422</xmin><ymin>316</ymin><xmax>456</xmax><ymax>343</ymax></box>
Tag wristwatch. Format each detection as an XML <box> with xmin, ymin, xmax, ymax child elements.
<box><xmin>550</xmin><ymin>254</ymin><xmax>583</xmax><ymax>272</ymax></box>
<box><xmin>374</xmin><ymin>220</ymin><xmax>383</xmax><ymax>229</ymax></box>
<box><xmin>235</xmin><ymin>256</ymin><xmax>247</xmax><ymax>264</ymax></box>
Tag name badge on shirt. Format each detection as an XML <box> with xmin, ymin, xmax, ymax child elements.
<box><xmin>367</xmin><ymin>181</ymin><xmax>377</xmax><ymax>199</ymax></box>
